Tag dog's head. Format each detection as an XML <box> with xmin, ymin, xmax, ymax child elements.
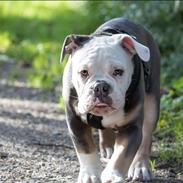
<box><xmin>61</xmin><ymin>34</ymin><xmax>150</xmax><ymax>116</ymax></box>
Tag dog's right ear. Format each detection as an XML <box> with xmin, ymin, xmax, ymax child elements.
<box><xmin>60</xmin><ymin>34</ymin><xmax>91</xmax><ymax>62</ymax></box>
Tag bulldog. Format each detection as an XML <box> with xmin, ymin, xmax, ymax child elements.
<box><xmin>61</xmin><ymin>17</ymin><xmax>160</xmax><ymax>183</ymax></box>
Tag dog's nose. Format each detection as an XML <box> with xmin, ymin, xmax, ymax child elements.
<box><xmin>94</xmin><ymin>81</ymin><xmax>111</xmax><ymax>97</ymax></box>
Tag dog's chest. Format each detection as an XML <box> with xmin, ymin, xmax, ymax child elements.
<box><xmin>101</xmin><ymin>110</ymin><xmax>125</xmax><ymax>128</ymax></box>
<box><xmin>85</xmin><ymin>110</ymin><xmax>127</xmax><ymax>129</ymax></box>
<box><xmin>84</xmin><ymin>103</ymin><xmax>141</xmax><ymax>130</ymax></box>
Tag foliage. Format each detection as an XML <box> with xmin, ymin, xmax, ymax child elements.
<box><xmin>0</xmin><ymin>1</ymin><xmax>182</xmax><ymax>162</ymax></box>
<box><xmin>0</xmin><ymin>1</ymin><xmax>87</xmax><ymax>88</ymax></box>
<box><xmin>150</xmin><ymin>159</ymin><xmax>156</xmax><ymax>172</ymax></box>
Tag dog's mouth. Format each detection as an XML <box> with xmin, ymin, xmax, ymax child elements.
<box><xmin>94</xmin><ymin>103</ymin><xmax>109</xmax><ymax>108</ymax></box>
<box><xmin>89</xmin><ymin>102</ymin><xmax>116</xmax><ymax>116</ymax></box>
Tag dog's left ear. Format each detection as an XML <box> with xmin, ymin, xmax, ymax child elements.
<box><xmin>60</xmin><ymin>34</ymin><xmax>91</xmax><ymax>62</ymax></box>
<box><xmin>120</xmin><ymin>34</ymin><xmax>150</xmax><ymax>62</ymax></box>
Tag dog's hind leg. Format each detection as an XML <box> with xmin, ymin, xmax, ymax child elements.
<box><xmin>99</xmin><ymin>129</ymin><xmax>115</xmax><ymax>161</ymax></box>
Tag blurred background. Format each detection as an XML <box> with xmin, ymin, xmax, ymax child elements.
<box><xmin>0</xmin><ymin>0</ymin><xmax>182</xmax><ymax>167</ymax></box>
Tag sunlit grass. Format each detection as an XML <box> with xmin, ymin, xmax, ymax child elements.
<box><xmin>0</xmin><ymin>32</ymin><xmax>10</xmax><ymax>51</ymax></box>
<box><xmin>0</xmin><ymin>1</ymin><xmax>86</xmax><ymax>19</ymax></box>
<box><xmin>0</xmin><ymin>1</ymin><xmax>90</xmax><ymax>88</ymax></box>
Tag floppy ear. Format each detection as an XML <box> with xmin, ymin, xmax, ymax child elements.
<box><xmin>120</xmin><ymin>34</ymin><xmax>150</xmax><ymax>62</ymax></box>
<box><xmin>60</xmin><ymin>34</ymin><xmax>91</xmax><ymax>62</ymax></box>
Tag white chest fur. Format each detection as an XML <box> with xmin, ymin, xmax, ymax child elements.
<box><xmin>101</xmin><ymin>109</ymin><xmax>125</xmax><ymax>128</ymax></box>
<box><xmin>101</xmin><ymin>104</ymin><xmax>141</xmax><ymax>129</ymax></box>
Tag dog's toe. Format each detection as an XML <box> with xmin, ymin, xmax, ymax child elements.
<box><xmin>101</xmin><ymin>168</ymin><xmax>125</xmax><ymax>183</ymax></box>
<box><xmin>78</xmin><ymin>170</ymin><xmax>101</xmax><ymax>183</ymax></box>
<box><xmin>128</xmin><ymin>161</ymin><xmax>152</xmax><ymax>181</ymax></box>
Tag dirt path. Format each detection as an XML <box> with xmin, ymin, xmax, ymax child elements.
<box><xmin>0</xmin><ymin>61</ymin><xmax>182</xmax><ymax>183</ymax></box>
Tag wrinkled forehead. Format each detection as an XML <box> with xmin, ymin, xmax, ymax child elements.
<box><xmin>71</xmin><ymin>36</ymin><xmax>130</xmax><ymax>68</ymax></box>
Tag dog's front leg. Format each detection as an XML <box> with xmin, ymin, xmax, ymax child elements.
<box><xmin>128</xmin><ymin>95</ymin><xmax>159</xmax><ymax>181</ymax></box>
<box><xmin>66</xmin><ymin>109</ymin><xmax>102</xmax><ymax>183</ymax></box>
<box><xmin>76</xmin><ymin>127</ymin><xmax>102</xmax><ymax>183</ymax></box>
<box><xmin>101</xmin><ymin>124</ymin><xmax>142</xmax><ymax>183</ymax></box>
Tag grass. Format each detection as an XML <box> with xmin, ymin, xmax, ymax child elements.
<box><xmin>0</xmin><ymin>1</ymin><xmax>90</xmax><ymax>88</ymax></box>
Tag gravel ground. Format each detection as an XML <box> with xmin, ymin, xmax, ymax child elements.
<box><xmin>0</xmin><ymin>61</ymin><xmax>182</xmax><ymax>183</ymax></box>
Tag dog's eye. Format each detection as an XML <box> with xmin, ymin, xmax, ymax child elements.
<box><xmin>113</xmin><ymin>69</ymin><xmax>124</xmax><ymax>76</ymax></box>
<box><xmin>80</xmin><ymin>70</ymin><xmax>89</xmax><ymax>78</ymax></box>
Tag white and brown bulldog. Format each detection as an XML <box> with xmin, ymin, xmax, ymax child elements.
<box><xmin>61</xmin><ymin>17</ymin><xmax>160</xmax><ymax>183</ymax></box>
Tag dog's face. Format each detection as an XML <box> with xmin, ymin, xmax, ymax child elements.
<box><xmin>71</xmin><ymin>35</ymin><xmax>134</xmax><ymax>116</ymax></box>
<box><xmin>62</xmin><ymin>34</ymin><xmax>150</xmax><ymax>116</ymax></box>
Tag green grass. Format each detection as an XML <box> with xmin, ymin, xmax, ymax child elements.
<box><xmin>157</xmin><ymin>88</ymin><xmax>183</xmax><ymax>160</ymax></box>
<box><xmin>0</xmin><ymin>1</ymin><xmax>89</xmax><ymax>88</ymax></box>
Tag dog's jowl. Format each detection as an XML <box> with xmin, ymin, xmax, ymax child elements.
<box><xmin>61</xmin><ymin>17</ymin><xmax>160</xmax><ymax>183</ymax></box>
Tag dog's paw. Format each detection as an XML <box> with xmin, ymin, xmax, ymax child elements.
<box><xmin>78</xmin><ymin>169</ymin><xmax>101</xmax><ymax>183</ymax></box>
<box><xmin>101</xmin><ymin>168</ymin><xmax>125</xmax><ymax>183</ymax></box>
<box><xmin>127</xmin><ymin>160</ymin><xmax>152</xmax><ymax>181</ymax></box>
<box><xmin>77</xmin><ymin>152</ymin><xmax>102</xmax><ymax>183</ymax></box>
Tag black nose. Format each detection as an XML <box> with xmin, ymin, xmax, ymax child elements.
<box><xmin>94</xmin><ymin>81</ymin><xmax>111</xmax><ymax>97</ymax></box>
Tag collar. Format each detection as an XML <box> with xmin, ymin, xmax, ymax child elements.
<box><xmin>87</xmin><ymin>113</ymin><xmax>105</xmax><ymax>130</ymax></box>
